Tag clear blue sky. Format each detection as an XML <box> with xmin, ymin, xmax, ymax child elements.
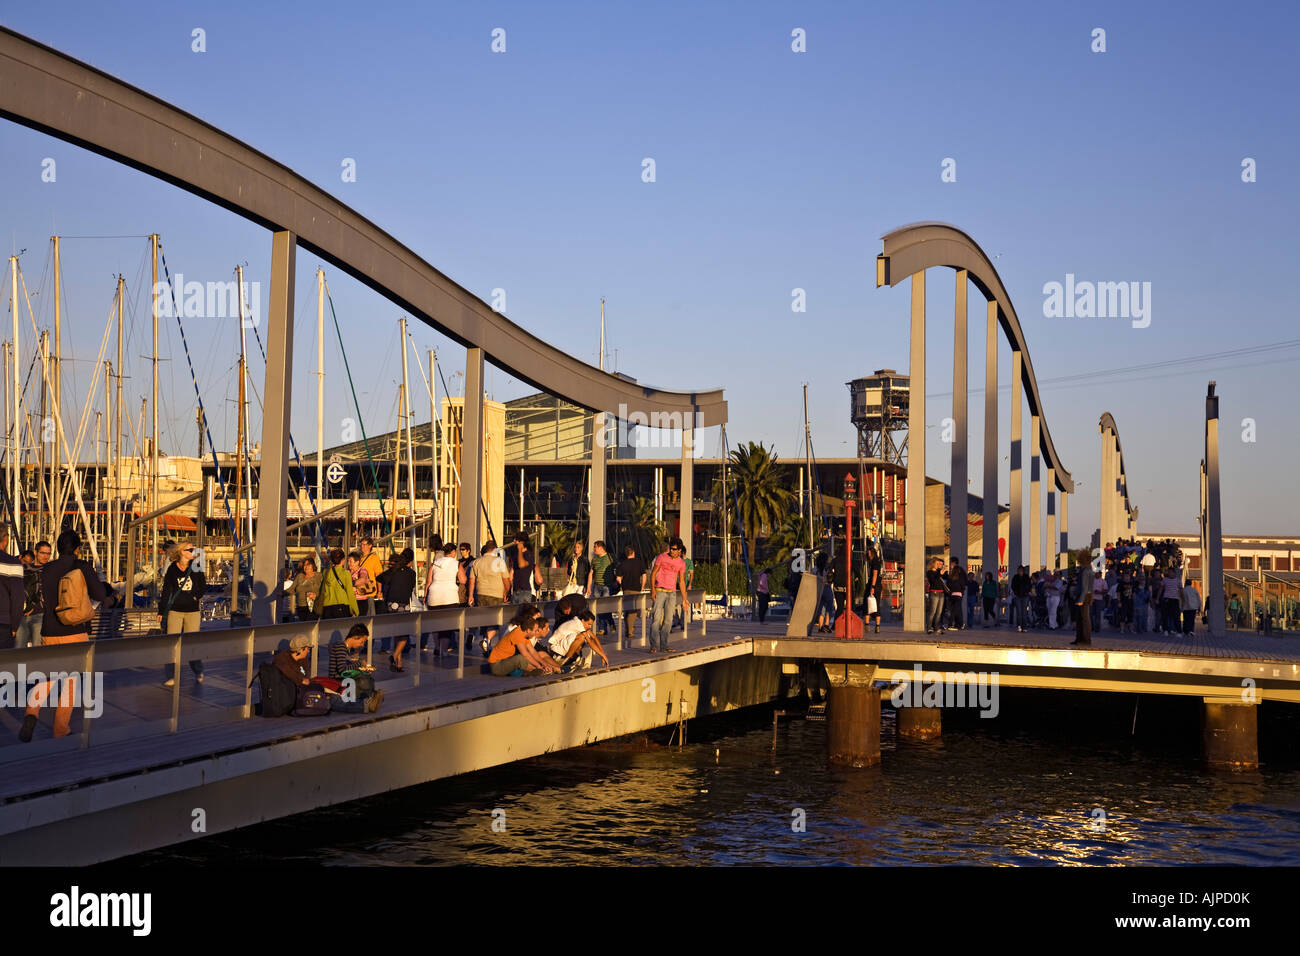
<box><xmin>2</xmin><ymin>0</ymin><xmax>1297</xmax><ymax>539</ymax></box>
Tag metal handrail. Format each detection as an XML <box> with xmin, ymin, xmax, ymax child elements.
<box><xmin>0</xmin><ymin>589</ymin><xmax>707</xmax><ymax>762</ymax></box>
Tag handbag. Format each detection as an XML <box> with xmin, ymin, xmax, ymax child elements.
<box><xmin>562</xmin><ymin>563</ymin><xmax>582</xmax><ymax>597</ymax></box>
<box><xmin>866</xmin><ymin>595</ymin><xmax>878</xmax><ymax>615</ymax></box>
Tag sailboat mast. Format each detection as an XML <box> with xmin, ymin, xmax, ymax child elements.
<box><xmin>803</xmin><ymin>383</ymin><xmax>813</xmax><ymax>550</ymax></box>
<box><xmin>149</xmin><ymin>234</ymin><xmax>160</xmax><ymax>592</ymax></box>
<box><xmin>9</xmin><ymin>256</ymin><xmax>20</xmax><ymax>552</ymax></box>
<box><xmin>114</xmin><ymin>275</ymin><xmax>124</xmax><ymax>581</ymax></box>
<box><xmin>400</xmin><ymin>318</ymin><xmax>415</xmax><ymax>552</ymax></box>
<box><xmin>393</xmin><ymin>382</ymin><xmax>403</xmax><ymax>549</ymax></box>
<box><xmin>316</xmin><ymin>268</ymin><xmax>324</xmax><ymax>509</ymax></box>
<box><xmin>434</xmin><ymin>348</ymin><xmax>444</xmax><ymax>541</ymax></box>
<box><xmin>52</xmin><ymin>235</ymin><xmax>62</xmax><ymax>544</ymax></box>
<box><xmin>236</xmin><ymin>266</ymin><xmax>253</xmax><ymax>554</ymax></box>
<box><xmin>38</xmin><ymin>330</ymin><xmax>48</xmax><ymax>543</ymax></box>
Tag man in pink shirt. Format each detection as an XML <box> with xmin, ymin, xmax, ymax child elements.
<box><xmin>648</xmin><ymin>537</ymin><xmax>688</xmax><ymax>653</ymax></box>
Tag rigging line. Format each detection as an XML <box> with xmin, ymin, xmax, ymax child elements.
<box><xmin>157</xmin><ymin>244</ymin><xmax>240</xmax><ymax>548</ymax></box>
<box><xmin>243</xmin><ymin>291</ymin><xmax>329</xmax><ymax>556</ymax></box>
<box><xmin>38</xmin><ymin>280</ymin><xmax>116</xmax><ymax>521</ymax></box>
<box><xmin>16</xmin><ymin>266</ymin><xmax>101</xmax><ymax>564</ymax></box>
<box><xmin>323</xmin><ymin>281</ymin><xmax>389</xmax><ymax>536</ymax></box>
<box><xmin>926</xmin><ymin>338</ymin><xmax>1300</xmax><ymax>399</ymax></box>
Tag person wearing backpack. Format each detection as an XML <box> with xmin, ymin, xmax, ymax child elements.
<box><xmin>160</xmin><ymin>541</ymin><xmax>206</xmax><ymax>687</ymax></box>
<box><xmin>19</xmin><ymin>529</ymin><xmax>116</xmax><ymax>742</ymax></box>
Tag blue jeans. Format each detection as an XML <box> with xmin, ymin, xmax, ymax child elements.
<box><xmin>15</xmin><ymin>613</ymin><xmax>41</xmax><ymax>648</ymax></box>
<box><xmin>1014</xmin><ymin>595</ymin><xmax>1030</xmax><ymax>628</ymax></box>
<box><xmin>651</xmin><ymin>590</ymin><xmax>678</xmax><ymax>651</ymax></box>
<box><xmin>926</xmin><ymin>593</ymin><xmax>945</xmax><ymax>631</ymax></box>
<box><xmin>592</xmin><ymin>584</ymin><xmax>615</xmax><ymax>633</ymax></box>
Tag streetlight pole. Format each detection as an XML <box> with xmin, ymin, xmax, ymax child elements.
<box><xmin>834</xmin><ymin>471</ymin><xmax>864</xmax><ymax>638</ymax></box>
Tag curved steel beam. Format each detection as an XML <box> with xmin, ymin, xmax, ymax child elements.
<box><xmin>877</xmin><ymin>222</ymin><xmax>1074</xmax><ymax>493</ymax></box>
<box><xmin>1099</xmin><ymin>412</ymin><xmax>1135</xmax><ymax>518</ymax></box>
<box><xmin>0</xmin><ymin>27</ymin><xmax>726</xmax><ymax>427</ymax></box>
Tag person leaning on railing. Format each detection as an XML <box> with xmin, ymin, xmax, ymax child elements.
<box><xmin>19</xmin><ymin>529</ymin><xmax>118</xmax><ymax>743</ymax></box>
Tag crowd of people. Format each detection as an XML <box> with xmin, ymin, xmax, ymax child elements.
<box><xmin>273</xmin><ymin>531</ymin><xmax>692</xmax><ymax>670</ymax></box>
<box><xmin>804</xmin><ymin>536</ymin><xmax>1214</xmax><ymax>643</ymax></box>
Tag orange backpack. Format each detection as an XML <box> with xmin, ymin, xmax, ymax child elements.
<box><xmin>56</xmin><ymin>566</ymin><xmax>95</xmax><ymax>626</ymax></box>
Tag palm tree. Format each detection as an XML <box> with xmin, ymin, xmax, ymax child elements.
<box><xmin>542</xmin><ymin>521</ymin><xmax>577</xmax><ymax>563</ymax></box>
<box><xmin>619</xmin><ymin>495</ymin><xmax>665</xmax><ymax>560</ymax></box>
<box><xmin>720</xmin><ymin>441</ymin><xmax>793</xmax><ymax>562</ymax></box>
<box><xmin>768</xmin><ymin>511</ymin><xmax>820</xmax><ymax>567</ymax></box>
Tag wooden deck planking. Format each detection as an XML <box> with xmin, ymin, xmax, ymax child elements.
<box><xmin>0</xmin><ymin>626</ymin><xmax>745</xmax><ymax>803</ymax></box>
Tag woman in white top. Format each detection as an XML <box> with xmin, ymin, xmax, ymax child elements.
<box><xmin>426</xmin><ymin>543</ymin><xmax>461</xmax><ymax>606</ymax></box>
<box><xmin>426</xmin><ymin>542</ymin><xmax>462</xmax><ymax>657</ymax></box>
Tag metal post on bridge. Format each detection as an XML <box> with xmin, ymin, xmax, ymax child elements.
<box><xmin>251</xmin><ymin>230</ymin><xmax>295</xmax><ymax>626</ymax></box>
<box><xmin>1029</xmin><ymin>414</ymin><xmax>1041</xmax><ymax>571</ymax></box>
<box><xmin>904</xmin><ymin>271</ymin><xmax>926</xmax><ymax>631</ymax></box>
<box><xmin>461</xmin><ymin>348</ymin><xmax>485</xmax><ymax>553</ymax></box>
<box><xmin>982</xmin><ymin>300</ymin><xmax>999</xmax><ymax>580</ymax></box>
<box><xmin>1008</xmin><ymin>349</ymin><xmax>1023</xmax><ymax>575</ymax></box>
<box><xmin>950</xmin><ymin>270</ymin><xmax>968</xmax><ymax>570</ymax></box>
<box><xmin>1204</xmin><ymin>383</ymin><xmax>1225</xmax><ymax>639</ymax></box>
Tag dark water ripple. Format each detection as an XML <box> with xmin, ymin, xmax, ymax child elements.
<box><xmin>130</xmin><ymin>702</ymin><xmax>1300</xmax><ymax>866</ymax></box>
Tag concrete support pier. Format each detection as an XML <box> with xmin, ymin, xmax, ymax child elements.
<box><xmin>1202</xmin><ymin>699</ymin><xmax>1258</xmax><ymax>770</ymax></box>
<box><xmin>824</xmin><ymin>663</ymin><xmax>880</xmax><ymax>767</ymax></box>
<box><xmin>897</xmin><ymin>705</ymin><xmax>943</xmax><ymax>741</ymax></box>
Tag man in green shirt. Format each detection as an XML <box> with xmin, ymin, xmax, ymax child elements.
<box><xmin>672</xmin><ymin>553</ymin><xmax>695</xmax><ymax>631</ymax></box>
<box><xmin>590</xmin><ymin>540</ymin><xmax>615</xmax><ymax>635</ymax></box>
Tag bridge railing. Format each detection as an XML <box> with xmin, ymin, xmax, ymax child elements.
<box><xmin>0</xmin><ymin>589</ymin><xmax>707</xmax><ymax>763</ymax></box>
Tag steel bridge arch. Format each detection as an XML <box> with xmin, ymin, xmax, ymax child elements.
<box><xmin>878</xmin><ymin>221</ymin><xmax>1073</xmax><ymax>494</ymax></box>
<box><xmin>0</xmin><ymin>27</ymin><xmax>725</xmax><ymax>427</ymax></box>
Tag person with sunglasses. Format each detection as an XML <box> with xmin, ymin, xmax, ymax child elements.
<box><xmin>161</xmin><ymin>541</ymin><xmax>206</xmax><ymax>687</ymax></box>
<box><xmin>648</xmin><ymin>537</ymin><xmax>688</xmax><ymax>654</ymax></box>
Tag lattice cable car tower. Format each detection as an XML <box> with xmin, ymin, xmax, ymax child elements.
<box><xmin>847</xmin><ymin>369</ymin><xmax>910</xmax><ymax>466</ymax></box>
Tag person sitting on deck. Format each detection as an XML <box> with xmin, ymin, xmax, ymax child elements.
<box><xmin>544</xmin><ymin>609</ymin><xmax>610</xmax><ymax>672</ymax></box>
<box><xmin>554</xmin><ymin>591</ymin><xmax>589</xmax><ymax>629</ymax></box>
<box><xmin>273</xmin><ymin>633</ymin><xmax>383</xmax><ymax>715</ymax></box>
<box><xmin>326</xmin><ymin>623</ymin><xmax>385</xmax><ymax>713</ymax></box>
<box><xmin>487</xmin><ymin>605</ymin><xmax>560</xmax><ymax>677</ymax></box>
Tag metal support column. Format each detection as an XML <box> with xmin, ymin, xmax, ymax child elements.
<box><xmin>904</xmin><ymin>271</ymin><xmax>926</xmax><ymax>631</ymax></box>
<box><xmin>1205</xmin><ymin>384</ymin><xmax>1225</xmax><ymax>638</ymax></box>
<box><xmin>460</xmin><ymin>348</ymin><xmax>485</xmax><ymax>552</ymax></box>
<box><xmin>950</xmin><ymin>270</ymin><xmax>968</xmax><ymax>568</ymax></box>
<box><xmin>679</xmin><ymin>416</ymin><xmax>693</xmax><ymax>552</ymax></box>
<box><xmin>981</xmin><ymin>300</ymin><xmax>998</xmax><ymax>579</ymax></box>
<box><xmin>1029</xmin><ymin>414</ymin><xmax>1041</xmax><ymax>571</ymax></box>
<box><xmin>1059</xmin><ymin>490</ymin><xmax>1069</xmax><ymax>565</ymax></box>
<box><xmin>1008</xmin><ymin>349</ymin><xmax>1023</xmax><ymax>575</ymax></box>
<box><xmin>251</xmin><ymin>230</ymin><xmax>296</xmax><ymax>626</ymax></box>
<box><xmin>1045</xmin><ymin>467</ymin><xmax>1056</xmax><ymax>574</ymax></box>
<box><xmin>1100</xmin><ymin>425</ymin><xmax>1114</xmax><ymax>549</ymax></box>
<box><xmin>589</xmin><ymin>409</ymin><xmax>606</xmax><ymax>552</ymax></box>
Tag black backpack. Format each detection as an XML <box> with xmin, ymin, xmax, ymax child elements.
<box><xmin>22</xmin><ymin>566</ymin><xmax>43</xmax><ymax>615</ymax></box>
<box><xmin>252</xmin><ymin>662</ymin><xmax>299</xmax><ymax>717</ymax></box>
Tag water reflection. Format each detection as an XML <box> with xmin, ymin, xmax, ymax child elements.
<box><xmin>133</xmin><ymin>704</ymin><xmax>1300</xmax><ymax>866</ymax></box>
